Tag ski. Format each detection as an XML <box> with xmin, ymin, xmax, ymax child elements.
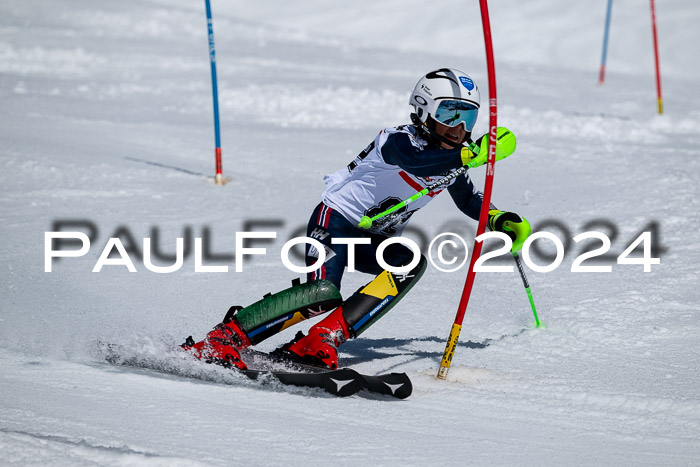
<box><xmin>359</xmin><ymin>372</ymin><xmax>412</xmax><ymax>399</ymax></box>
<box><xmin>242</xmin><ymin>348</ymin><xmax>413</xmax><ymax>399</ymax></box>
<box><xmin>250</xmin><ymin>365</ymin><xmax>412</xmax><ymax>399</ymax></box>
<box><xmin>99</xmin><ymin>342</ymin><xmax>412</xmax><ymax>399</ymax></box>
<box><xmin>240</xmin><ymin>367</ymin><xmax>365</xmax><ymax>397</ymax></box>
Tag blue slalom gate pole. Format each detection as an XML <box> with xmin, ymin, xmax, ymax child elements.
<box><xmin>599</xmin><ymin>0</ymin><xmax>613</xmax><ymax>85</ymax></box>
<box><xmin>205</xmin><ymin>0</ymin><xmax>225</xmax><ymax>184</ymax></box>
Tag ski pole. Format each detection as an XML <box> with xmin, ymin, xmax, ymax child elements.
<box><xmin>358</xmin><ymin>160</ymin><xmax>471</xmax><ymax>230</ymax></box>
<box><xmin>512</xmin><ymin>251</ymin><xmax>544</xmax><ymax>328</ymax></box>
<box><xmin>358</xmin><ymin>129</ymin><xmax>515</xmax><ymax>230</ymax></box>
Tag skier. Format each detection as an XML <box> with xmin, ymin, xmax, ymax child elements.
<box><xmin>182</xmin><ymin>68</ymin><xmax>530</xmax><ymax>371</ymax></box>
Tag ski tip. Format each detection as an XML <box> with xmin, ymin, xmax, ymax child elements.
<box><xmin>385</xmin><ymin>373</ymin><xmax>413</xmax><ymax>399</ymax></box>
<box><xmin>361</xmin><ymin>372</ymin><xmax>413</xmax><ymax>400</ymax></box>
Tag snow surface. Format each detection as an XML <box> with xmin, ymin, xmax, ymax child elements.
<box><xmin>2</xmin><ymin>0</ymin><xmax>700</xmax><ymax>465</ymax></box>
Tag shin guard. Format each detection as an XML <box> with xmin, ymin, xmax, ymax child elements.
<box><xmin>230</xmin><ymin>278</ymin><xmax>343</xmax><ymax>345</ymax></box>
<box><xmin>342</xmin><ymin>255</ymin><xmax>427</xmax><ymax>337</ymax></box>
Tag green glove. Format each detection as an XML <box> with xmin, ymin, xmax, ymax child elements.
<box><xmin>488</xmin><ymin>209</ymin><xmax>531</xmax><ymax>252</ymax></box>
<box><xmin>460</xmin><ymin>127</ymin><xmax>517</xmax><ymax>168</ymax></box>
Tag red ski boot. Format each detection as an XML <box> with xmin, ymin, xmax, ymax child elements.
<box><xmin>182</xmin><ymin>309</ymin><xmax>251</xmax><ymax>370</ymax></box>
<box><xmin>276</xmin><ymin>306</ymin><xmax>351</xmax><ymax>370</ymax></box>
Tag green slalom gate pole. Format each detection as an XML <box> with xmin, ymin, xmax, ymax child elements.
<box><xmin>512</xmin><ymin>251</ymin><xmax>544</xmax><ymax>328</ymax></box>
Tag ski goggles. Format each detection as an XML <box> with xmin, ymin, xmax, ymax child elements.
<box><xmin>433</xmin><ymin>99</ymin><xmax>479</xmax><ymax>131</ymax></box>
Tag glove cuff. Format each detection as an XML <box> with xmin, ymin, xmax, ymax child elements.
<box><xmin>488</xmin><ymin>211</ymin><xmax>531</xmax><ymax>252</ymax></box>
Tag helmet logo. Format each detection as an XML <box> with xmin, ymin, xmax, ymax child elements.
<box><xmin>459</xmin><ymin>76</ymin><xmax>475</xmax><ymax>91</ymax></box>
<box><xmin>420</xmin><ymin>84</ymin><xmax>432</xmax><ymax>96</ymax></box>
<box><xmin>414</xmin><ymin>95</ymin><xmax>428</xmax><ymax>106</ymax></box>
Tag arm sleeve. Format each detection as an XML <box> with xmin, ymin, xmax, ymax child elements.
<box><xmin>447</xmin><ymin>174</ymin><xmax>496</xmax><ymax>221</ymax></box>
<box><xmin>381</xmin><ymin>132</ymin><xmax>463</xmax><ymax>177</ymax></box>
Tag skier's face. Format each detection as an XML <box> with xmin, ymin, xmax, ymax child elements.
<box><xmin>433</xmin><ymin>120</ymin><xmax>467</xmax><ymax>148</ymax></box>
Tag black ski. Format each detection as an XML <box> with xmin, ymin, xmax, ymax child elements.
<box><xmin>239</xmin><ymin>367</ymin><xmax>364</xmax><ymax>397</ymax></box>
<box><xmin>359</xmin><ymin>372</ymin><xmax>412</xmax><ymax>399</ymax></box>
<box><xmin>99</xmin><ymin>342</ymin><xmax>412</xmax><ymax>399</ymax></box>
<box><xmin>242</xmin><ymin>348</ymin><xmax>413</xmax><ymax>399</ymax></box>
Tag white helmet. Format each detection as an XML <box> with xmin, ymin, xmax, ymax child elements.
<box><xmin>409</xmin><ymin>68</ymin><xmax>480</xmax><ymax>147</ymax></box>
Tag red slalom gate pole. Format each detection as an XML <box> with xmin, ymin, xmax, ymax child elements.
<box><xmin>650</xmin><ymin>0</ymin><xmax>663</xmax><ymax>114</ymax></box>
<box><xmin>437</xmin><ymin>0</ymin><xmax>498</xmax><ymax>380</ymax></box>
